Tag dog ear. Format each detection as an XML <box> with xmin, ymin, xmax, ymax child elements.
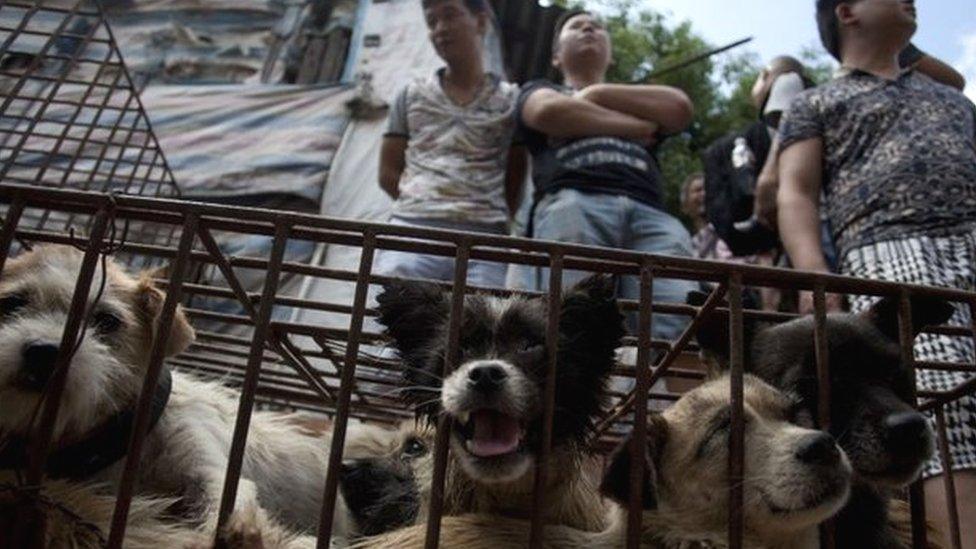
<box><xmin>376</xmin><ymin>281</ymin><xmax>450</xmax><ymax>412</ymax></box>
<box><xmin>135</xmin><ymin>276</ymin><xmax>195</xmax><ymax>357</ymax></box>
<box><xmin>554</xmin><ymin>274</ymin><xmax>625</xmax><ymax>438</ymax></box>
<box><xmin>862</xmin><ymin>296</ymin><xmax>956</xmax><ymax>342</ymax></box>
<box><xmin>559</xmin><ymin>274</ymin><xmax>624</xmax><ymax>353</ymax></box>
<box><xmin>687</xmin><ymin>290</ymin><xmax>762</xmax><ymax>370</ymax></box>
<box><xmin>600</xmin><ymin>414</ymin><xmax>668</xmax><ymax>510</ymax></box>
<box><xmin>375</xmin><ymin>280</ymin><xmax>449</xmax><ymax>360</ymax></box>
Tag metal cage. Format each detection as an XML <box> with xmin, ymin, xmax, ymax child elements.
<box><xmin>1</xmin><ymin>2</ymin><xmax>973</xmax><ymax>549</ymax></box>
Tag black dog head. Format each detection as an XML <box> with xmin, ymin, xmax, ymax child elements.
<box><xmin>692</xmin><ymin>291</ymin><xmax>953</xmax><ymax>487</ymax></box>
<box><xmin>338</xmin><ymin>426</ymin><xmax>431</xmax><ymax>536</ymax></box>
<box><xmin>376</xmin><ymin>274</ymin><xmax>624</xmax><ymax>483</ymax></box>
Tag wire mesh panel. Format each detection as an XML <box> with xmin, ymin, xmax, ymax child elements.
<box><xmin>1</xmin><ymin>0</ymin><xmax>181</xmax><ymax>264</ymax></box>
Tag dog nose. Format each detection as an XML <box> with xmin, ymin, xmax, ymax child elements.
<box><xmin>467</xmin><ymin>364</ymin><xmax>508</xmax><ymax>393</ymax></box>
<box><xmin>20</xmin><ymin>341</ymin><xmax>61</xmax><ymax>390</ymax></box>
<box><xmin>795</xmin><ymin>432</ymin><xmax>841</xmax><ymax>466</ymax></box>
<box><xmin>884</xmin><ymin>412</ymin><xmax>929</xmax><ymax>448</ymax></box>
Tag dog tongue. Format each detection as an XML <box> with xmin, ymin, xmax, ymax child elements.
<box><xmin>469</xmin><ymin>410</ymin><xmax>520</xmax><ymax>457</ymax></box>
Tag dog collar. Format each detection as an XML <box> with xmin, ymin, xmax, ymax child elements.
<box><xmin>0</xmin><ymin>366</ymin><xmax>173</xmax><ymax>479</ymax></box>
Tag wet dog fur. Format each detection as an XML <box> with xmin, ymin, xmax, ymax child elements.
<box><xmin>349</xmin><ymin>374</ymin><xmax>852</xmax><ymax>548</ymax></box>
<box><xmin>0</xmin><ymin>246</ymin><xmax>355</xmax><ymax>544</ymax></box>
<box><xmin>692</xmin><ymin>292</ymin><xmax>953</xmax><ymax>548</ymax></box>
<box><xmin>375</xmin><ymin>275</ymin><xmax>624</xmax><ymax>531</ymax></box>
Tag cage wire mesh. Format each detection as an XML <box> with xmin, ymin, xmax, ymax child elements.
<box><xmin>1</xmin><ymin>0</ymin><xmax>181</xmax><ymax>266</ymax></box>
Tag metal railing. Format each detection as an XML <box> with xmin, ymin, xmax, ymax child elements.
<box><xmin>0</xmin><ymin>184</ymin><xmax>971</xmax><ymax>548</ymax></box>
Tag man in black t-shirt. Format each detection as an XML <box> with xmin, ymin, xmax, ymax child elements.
<box><xmin>515</xmin><ymin>9</ymin><xmax>696</xmax><ymax>343</ymax></box>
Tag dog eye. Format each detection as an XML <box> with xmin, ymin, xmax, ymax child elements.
<box><xmin>516</xmin><ymin>343</ymin><xmax>545</xmax><ymax>361</ymax></box>
<box><xmin>0</xmin><ymin>293</ymin><xmax>28</xmax><ymax>316</ymax></box>
<box><xmin>402</xmin><ymin>437</ymin><xmax>428</xmax><ymax>458</ymax></box>
<box><xmin>92</xmin><ymin>311</ymin><xmax>122</xmax><ymax>334</ymax></box>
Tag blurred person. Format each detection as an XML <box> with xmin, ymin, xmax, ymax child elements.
<box><xmin>376</xmin><ymin>0</ymin><xmax>526</xmax><ymax>288</ymax></box>
<box><xmin>778</xmin><ymin>1</ymin><xmax>976</xmax><ymax>544</ymax></box>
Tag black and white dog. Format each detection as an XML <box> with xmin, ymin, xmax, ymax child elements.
<box><xmin>375</xmin><ymin>275</ymin><xmax>624</xmax><ymax>530</ymax></box>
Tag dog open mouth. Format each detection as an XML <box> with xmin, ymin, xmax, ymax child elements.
<box><xmin>454</xmin><ymin>409</ymin><xmax>526</xmax><ymax>458</ymax></box>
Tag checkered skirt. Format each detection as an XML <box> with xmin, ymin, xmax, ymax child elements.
<box><xmin>843</xmin><ymin>233</ymin><xmax>976</xmax><ymax>478</ymax></box>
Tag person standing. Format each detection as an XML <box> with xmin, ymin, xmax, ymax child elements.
<box><xmin>376</xmin><ymin>0</ymin><xmax>526</xmax><ymax>288</ymax></box>
<box><xmin>517</xmin><ymin>9</ymin><xmax>696</xmax><ymax>341</ymax></box>
<box><xmin>777</xmin><ymin>1</ymin><xmax>976</xmax><ymax>545</ymax></box>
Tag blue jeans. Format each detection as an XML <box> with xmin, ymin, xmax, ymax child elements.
<box><xmin>373</xmin><ymin>217</ymin><xmax>508</xmax><ymax>288</ymax></box>
<box><xmin>527</xmin><ymin>188</ymin><xmax>697</xmax><ymax>343</ymax></box>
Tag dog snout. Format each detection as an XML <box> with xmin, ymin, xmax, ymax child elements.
<box><xmin>795</xmin><ymin>432</ymin><xmax>841</xmax><ymax>467</ymax></box>
<box><xmin>20</xmin><ymin>340</ymin><xmax>61</xmax><ymax>390</ymax></box>
<box><xmin>884</xmin><ymin>412</ymin><xmax>929</xmax><ymax>448</ymax></box>
<box><xmin>467</xmin><ymin>363</ymin><xmax>508</xmax><ymax>394</ymax></box>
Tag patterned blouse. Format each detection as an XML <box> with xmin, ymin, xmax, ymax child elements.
<box><xmin>778</xmin><ymin>69</ymin><xmax>976</xmax><ymax>258</ymax></box>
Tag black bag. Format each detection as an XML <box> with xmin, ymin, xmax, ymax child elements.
<box><xmin>701</xmin><ymin>121</ymin><xmax>779</xmax><ymax>256</ymax></box>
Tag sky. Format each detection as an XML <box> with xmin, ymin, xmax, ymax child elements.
<box><xmin>577</xmin><ymin>1</ymin><xmax>976</xmax><ymax>101</ymax></box>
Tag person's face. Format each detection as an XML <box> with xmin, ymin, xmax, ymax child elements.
<box><xmin>683</xmin><ymin>178</ymin><xmax>706</xmax><ymax>220</ymax></box>
<box><xmin>424</xmin><ymin>1</ymin><xmax>486</xmax><ymax>65</ymax></box>
<box><xmin>841</xmin><ymin>0</ymin><xmax>917</xmax><ymax>36</ymax></box>
<box><xmin>553</xmin><ymin>13</ymin><xmax>611</xmax><ymax>74</ymax></box>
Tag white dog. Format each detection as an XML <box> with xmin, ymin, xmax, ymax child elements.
<box><xmin>0</xmin><ymin>246</ymin><xmax>353</xmax><ymax>545</ymax></box>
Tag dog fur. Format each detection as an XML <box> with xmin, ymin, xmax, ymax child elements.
<box><xmin>0</xmin><ymin>480</ymin><xmax>323</xmax><ymax>549</ymax></box>
<box><xmin>692</xmin><ymin>292</ymin><xmax>953</xmax><ymax>548</ymax></box>
<box><xmin>375</xmin><ymin>275</ymin><xmax>624</xmax><ymax>531</ymax></box>
<box><xmin>349</xmin><ymin>374</ymin><xmax>852</xmax><ymax>548</ymax></box>
<box><xmin>0</xmin><ymin>246</ymin><xmax>354</xmax><ymax>544</ymax></box>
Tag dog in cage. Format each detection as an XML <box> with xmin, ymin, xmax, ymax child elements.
<box><xmin>338</xmin><ymin>420</ymin><xmax>435</xmax><ymax>536</ymax></box>
<box><xmin>692</xmin><ymin>292</ymin><xmax>954</xmax><ymax>548</ymax></box>
<box><xmin>346</xmin><ymin>374</ymin><xmax>853</xmax><ymax>548</ymax></box>
<box><xmin>374</xmin><ymin>274</ymin><xmax>625</xmax><ymax>531</ymax></box>
<box><xmin>0</xmin><ymin>245</ymin><xmax>366</xmax><ymax>546</ymax></box>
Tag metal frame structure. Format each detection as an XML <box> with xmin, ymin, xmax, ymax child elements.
<box><xmin>0</xmin><ymin>184</ymin><xmax>972</xmax><ymax>549</ymax></box>
<box><xmin>1</xmin><ymin>2</ymin><xmax>973</xmax><ymax>549</ymax></box>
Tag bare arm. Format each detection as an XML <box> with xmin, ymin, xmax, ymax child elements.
<box><xmin>520</xmin><ymin>88</ymin><xmax>657</xmax><ymax>142</ymax></box>
<box><xmin>778</xmin><ymin>138</ymin><xmax>843</xmax><ymax>313</ymax></box>
<box><xmin>378</xmin><ymin>136</ymin><xmax>407</xmax><ymax>199</ymax></box>
<box><xmin>577</xmin><ymin>84</ymin><xmax>694</xmax><ymax>135</ymax></box>
<box><xmin>778</xmin><ymin>138</ymin><xmax>827</xmax><ymax>272</ymax></box>
<box><xmin>504</xmin><ymin>145</ymin><xmax>528</xmax><ymax>217</ymax></box>
<box><xmin>914</xmin><ymin>54</ymin><xmax>966</xmax><ymax>91</ymax></box>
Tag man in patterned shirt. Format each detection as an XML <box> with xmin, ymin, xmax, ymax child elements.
<box><xmin>376</xmin><ymin>0</ymin><xmax>526</xmax><ymax>287</ymax></box>
<box><xmin>777</xmin><ymin>1</ymin><xmax>976</xmax><ymax>544</ymax></box>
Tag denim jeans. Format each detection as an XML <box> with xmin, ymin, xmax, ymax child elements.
<box><xmin>373</xmin><ymin>216</ymin><xmax>508</xmax><ymax>288</ymax></box>
<box><xmin>527</xmin><ymin>188</ymin><xmax>697</xmax><ymax>344</ymax></box>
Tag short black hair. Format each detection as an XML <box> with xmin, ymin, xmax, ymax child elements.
<box><xmin>816</xmin><ymin>0</ymin><xmax>862</xmax><ymax>61</ymax></box>
<box><xmin>421</xmin><ymin>0</ymin><xmax>489</xmax><ymax>15</ymax></box>
<box><xmin>551</xmin><ymin>9</ymin><xmax>591</xmax><ymax>56</ymax></box>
